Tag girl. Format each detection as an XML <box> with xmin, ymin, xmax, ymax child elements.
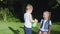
<box><xmin>24</xmin><ymin>4</ymin><xmax>38</xmax><ymax>34</ymax></box>
<box><xmin>38</xmin><ymin>11</ymin><xmax>52</xmax><ymax>34</ymax></box>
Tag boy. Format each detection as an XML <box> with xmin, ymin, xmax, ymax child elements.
<box><xmin>24</xmin><ymin>4</ymin><xmax>37</xmax><ymax>34</ymax></box>
<box><xmin>38</xmin><ymin>11</ymin><xmax>52</xmax><ymax>34</ymax></box>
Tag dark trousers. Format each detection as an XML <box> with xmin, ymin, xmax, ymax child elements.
<box><xmin>24</xmin><ymin>26</ymin><xmax>32</xmax><ymax>34</ymax></box>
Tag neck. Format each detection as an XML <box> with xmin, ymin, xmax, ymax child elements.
<box><xmin>44</xmin><ymin>18</ymin><xmax>49</xmax><ymax>20</ymax></box>
<box><xmin>26</xmin><ymin>11</ymin><xmax>30</xmax><ymax>13</ymax></box>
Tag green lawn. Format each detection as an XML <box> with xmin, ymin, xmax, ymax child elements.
<box><xmin>0</xmin><ymin>21</ymin><xmax>60</xmax><ymax>34</ymax></box>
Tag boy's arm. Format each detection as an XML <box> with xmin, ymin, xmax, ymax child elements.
<box><xmin>48</xmin><ymin>26</ymin><xmax>51</xmax><ymax>34</ymax></box>
<box><xmin>48</xmin><ymin>20</ymin><xmax>52</xmax><ymax>34</ymax></box>
<box><xmin>38</xmin><ymin>23</ymin><xmax>40</xmax><ymax>29</ymax></box>
<box><xmin>38</xmin><ymin>19</ymin><xmax>42</xmax><ymax>29</ymax></box>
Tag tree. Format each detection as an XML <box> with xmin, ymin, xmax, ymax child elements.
<box><xmin>0</xmin><ymin>0</ymin><xmax>3</xmax><ymax>2</ymax></box>
<box><xmin>1</xmin><ymin>8</ymin><xmax>9</xmax><ymax>21</ymax></box>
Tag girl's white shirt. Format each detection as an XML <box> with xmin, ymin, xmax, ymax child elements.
<box><xmin>24</xmin><ymin>12</ymin><xmax>32</xmax><ymax>28</ymax></box>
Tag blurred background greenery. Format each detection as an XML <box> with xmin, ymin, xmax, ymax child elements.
<box><xmin>0</xmin><ymin>0</ymin><xmax>60</xmax><ymax>34</ymax></box>
<box><xmin>0</xmin><ymin>0</ymin><xmax>60</xmax><ymax>22</ymax></box>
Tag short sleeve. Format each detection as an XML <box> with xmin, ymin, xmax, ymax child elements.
<box><xmin>49</xmin><ymin>20</ymin><xmax>52</xmax><ymax>25</ymax></box>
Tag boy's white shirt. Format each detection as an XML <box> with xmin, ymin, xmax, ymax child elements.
<box><xmin>40</xmin><ymin>19</ymin><xmax>52</xmax><ymax>31</ymax></box>
<box><xmin>24</xmin><ymin>12</ymin><xmax>32</xmax><ymax>28</ymax></box>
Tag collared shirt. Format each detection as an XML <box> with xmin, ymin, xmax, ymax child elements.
<box><xmin>40</xmin><ymin>19</ymin><xmax>52</xmax><ymax>31</ymax></box>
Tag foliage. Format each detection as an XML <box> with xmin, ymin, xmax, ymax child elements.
<box><xmin>0</xmin><ymin>22</ymin><xmax>60</xmax><ymax>34</ymax></box>
<box><xmin>51</xmin><ymin>0</ymin><xmax>60</xmax><ymax>9</ymax></box>
<box><xmin>0</xmin><ymin>0</ymin><xmax>3</xmax><ymax>1</ymax></box>
<box><xmin>0</xmin><ymin>8</ymin><xmax>9</xmax><ymax>21</ymax></box>
<box><xmin>57</xmin><ymin>0</ymin><xmax>60</xmax><ymax>4</ymax></box>
<box><xmin>0</xmin><ymin>8</ymin><xmax>20</xmax><ymax>22</ymax></box>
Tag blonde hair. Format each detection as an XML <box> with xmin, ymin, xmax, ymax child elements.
<box><xmin>43</xmin><ymin>11</ymin><xmax>51</xmax><ymax>19</ymax></box>
<box><xmin>26</xmin><ymin>4</ymin><xmax>33</xmax><ymax>10</ymax></box>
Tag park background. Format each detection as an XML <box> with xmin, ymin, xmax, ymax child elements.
<box><xmin>0</xmin><ymin>0</ymin><xmax>60</xmax><ymax>34</ymax></box>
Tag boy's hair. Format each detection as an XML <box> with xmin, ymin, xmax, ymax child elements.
<box><xmin>43</xmin><ymin>11</ymin><xmax>51</xmax><ymax>19</ymax></box>
<box><xmin>26</xmin><ymin>4</ymin><xmax>33</xmax><ymax>10</ymax></box>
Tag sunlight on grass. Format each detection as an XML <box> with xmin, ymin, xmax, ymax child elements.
<box><xmin>0</xmin><ymin>21</ymin><xmax>60</xmax><ymax>34</ymax></box>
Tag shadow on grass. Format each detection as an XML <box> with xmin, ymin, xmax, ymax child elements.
<box><xmin>20</xmin><ymin>27</ymin><xmax>37</xmax><ymax>34</ymax></box>
<box><xmin>32</xmin><ymin>31</ymin><xmax>37</xmax><ymax>34</ymax></box>
<box><xmin>51</xmin><ymin>30</ymin><xmax>60</xmax><ymax>34</ymax></box>
<box><xmin>20</xmin><ymin>27</ymin><xmax>24</xmax><ymax>29</ymax></box>
<box><xmin>8</xmin><ymin>27</ymin><xmax>20</xmax><ymax>34</ymax></box>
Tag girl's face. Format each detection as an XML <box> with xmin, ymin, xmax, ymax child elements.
<box><xmin>43</xmin><ymin>12</ymin><xmax>49</xmax><ymax>20</ymax></box>
<box><xmin>26</xmin><ymin>5</ymin><xmax>33</xmax><ymax>13</ymax></box>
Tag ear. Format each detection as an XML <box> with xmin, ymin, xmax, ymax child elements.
<box><xmin>43</xmin><ymin>15</ymin><xmax>44</xmax><ymax>18</ymax></box>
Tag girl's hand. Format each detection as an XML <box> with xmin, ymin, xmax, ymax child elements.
<box><xmin>35</xmin><ymin>19</ymin><xmax>38</xmax><ymax>23</ymax></box>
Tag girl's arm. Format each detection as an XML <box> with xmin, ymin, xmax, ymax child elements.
<box><xmin>29</xmin><ymin>14</ymin><xmax>38</xmax><ymax>23</ymax></box>
<box><xmin>29</xmin><ymin>14</ymin><xmax>35</xmax><ymax>22</ymax></box>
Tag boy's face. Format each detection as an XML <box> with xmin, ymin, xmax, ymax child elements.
<box><xmin>43</xmin><ymin>12</ymin><xmax>49</xmax><ymax>19</ymax></box>
<box><xmin>26</xmin><ymin>5</ymin><xmax>33</xmax><ymax>13</ymax></box>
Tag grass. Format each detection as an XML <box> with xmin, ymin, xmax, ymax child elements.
<box><xmin>0</xmin><ymin>21</ymin><xmax>60</xmax><ymax>34</ymax></box>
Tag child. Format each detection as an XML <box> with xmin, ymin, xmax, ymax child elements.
<box><xmin>24</xmin><ymin>4</ymin><xmax>38</xmax><ymax>34</ymax></box>
<box><xmin>38</xmin><ymin>11</ymin><xmax>52</xmax><ymax>34</ymax></box>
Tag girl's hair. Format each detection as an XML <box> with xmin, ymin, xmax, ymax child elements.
<box><xmin>26</xmin><ymin>4</ymin><xmax>33</xmax><ymax>10</ymax></box>
<box><xmin>43</xmin><ymin>11</ymin><xmax>51</xmax><ymax>19</ymax></box>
